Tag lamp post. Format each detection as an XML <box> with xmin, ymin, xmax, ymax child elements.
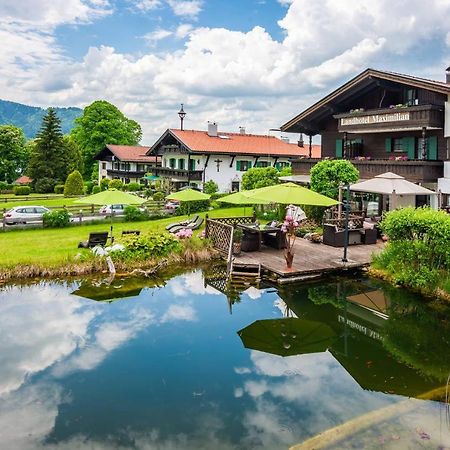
<box><xmin>178</xmin><ymin>104</ymin><xmax>186</xmax><ymax>131</ymax></box>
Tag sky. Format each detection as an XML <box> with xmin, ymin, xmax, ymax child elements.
<box><xmin>1</xmin><ymin>0</ymin><xmax>450</xmax><ymax>144</ymax></box>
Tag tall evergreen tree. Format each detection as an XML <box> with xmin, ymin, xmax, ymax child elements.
<box><xmin>27</xmin><ymin>108</ymin><xmax>83</xmax><ymax>192</ymax></box>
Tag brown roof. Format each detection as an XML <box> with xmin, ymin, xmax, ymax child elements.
<box><xmin>165</xmin><ymin>129</ymin><xmax>307</xmax><ymax>157</ymax></box>
<box><xmin>281</xmin><ymin>68</ymin><xmax>450</xmax><ymax>133</ymax></box>
<box><xmin>104</xmin><ymin>144</ymin><xmax>157</xmax><ymax>162</ymax></box>
<box><xmin>14</xmin><ymin>175</ymin><xmax>32</xmax><ymax>185</ymax></box>
<box><xmin>292</xmin><ymin>142</ymin><xmax>321</xmax><ymax>158</ymax></box>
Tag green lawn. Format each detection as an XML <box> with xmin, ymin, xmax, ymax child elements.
<box><xmin>0</xmin><ymin>207</ymin><xmax>248</xmax><ymax>269</ymax></box>
<box><xmin>0</xmin><ymin>194</ymin><xmax>80</xmax><ymax>210</ymax></box>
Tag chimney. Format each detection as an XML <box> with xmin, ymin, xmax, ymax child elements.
<box><xmin>239</xmin><ymin>126</ymin><xmax>246</xmax><ymax>135</ymax></box>
<box><xmin>207</xmin><ymin>121</ymin><xmax>218</xmax><ymax>137</ymax></box>
<box><xmin>281</xmin><ymin>136</ymin><xmax>290</xmax><ymax>143</ymax></box>
<box><xmin>446</xmin><ymin>66</ymin><xmax>450</xmax><ymax>84</ymax></box>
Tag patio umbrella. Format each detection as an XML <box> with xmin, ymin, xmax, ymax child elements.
<box><xmin>244</xmin><ymin>182</ymin><xmax>338</xmax><ymax>207</ymax></box>
<box><xmin>166</xmin><ymin>188</ymin><xmax>211</xmax><ymax>216</ymax></box>
<box><xmin>72</xmin><ymin>279</ymin><xmax>143</xmax><ymax>303</ymax></box>
<box><xmin>237</xmin><ymin>317</ymin><xmax>336</xmax><ymax>357</ymax></box>
<box><xmin>75</xmin><ymin>189</ymin><xmax>146</xmax><ymax>240</ymax></box>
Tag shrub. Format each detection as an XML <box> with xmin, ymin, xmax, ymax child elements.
<box><xmin>153</xmin><ymin>191</ymin><xmax>165</xmax><ymax>201</ymax></box>
<box><xmin>242</xmin><ymin>167</ymin><xmax>279</xmax><ymax>190</ymax></box>
<box><xmin>116</xmin><ymin>232</ymin><xmax>181</xmax><ymax>261</ymax></box>
<box><xmin>203</xmin><ymin>180</ymin><xmax>218</xmax><ymax>195</ymax></box>
<box><xmin>84</xmin><ymin>181</ymin><xmax>94</xmax><ymax>194</ymax></box>
<box><xmin>13</xmin><ymin>185</ymin><xmax>31</xmax><ymax>196</ymax></box>
<box><xmin>54</xmin><ymin>184</ymin><xmax>64</xmax><ymax>194</ymax></box>
<box><xmin>35</xmin><ymin>177</ymin><xmax>57</xmax><ymax>193</ymax></box>
<box><xmin>124</xmin><ymin>205</ymin><xmax>149</xmax><ymax>222</ymax></box>
<box><xmin>42</xmin><ymin>209</ymin><xmax>71</xmax><ymax>228</ymax></box>
<box><xmin>175</xmin><ymin>200</ymin><xmax>210</xmax><ymax>215</ymax></box>
<box><xmin>100</xmin><ymin>178</ymin><xmax>110</xmax><ymax>191</ymax></box>
<box><xmin>109</xmin><ymin>179</ymin><xmax>124</xmax><ymax>190</ymax></box>
<box><xmin>64</xmin><ymin>170</ymin><xmax>84</xmax><ymax>196</ymax></box>
<box><xmin>126</xmin><ymin>182</ymin><xmax>142</xmax><ymax>192</ymax></box>
<box><xmin>310</xmin><ymin>160</ymin><xmax>359</xmax><ymax>199</ymax></box>
<box><xmin>92</xmin><ymin>185</ymin><xmax>101</xmax><ymax>194</ymax></box>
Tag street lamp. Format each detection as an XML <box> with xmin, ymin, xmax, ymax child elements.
<box><xmin>178</xmin><ymin>104</ymin><xmax>186</xmax><ymax>131</ymax></box>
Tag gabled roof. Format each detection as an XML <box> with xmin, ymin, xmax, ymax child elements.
<box><xmin>95</xmin><ymin>144</ymin><xmax>157</xmax><ymax>162</ymax></box>
<box><xmin>150</xmin><ymin>128</ymin><xmax>319</xmax><ymax>158</ymax></box>
<box><xmin>281</xmin><ymin>68</ymin><xmax>450</xmax><ymax>133</ymax></box>
<box><xmin>14</xmin><ymin>175</ymin><xmax>32</xmax><ymax>184</ymax></box>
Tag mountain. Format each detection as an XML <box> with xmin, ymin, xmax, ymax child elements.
<box><xmin>0</xmin><ymin>99</ymin><xmax>83</xmax><ymax>139</ymax></box>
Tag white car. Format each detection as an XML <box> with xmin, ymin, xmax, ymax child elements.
<box><xmin>3</xmin><ymin>206</ymin><xmax>51</xmax><ymax>224</ymax></box>
<box><xmin>99</xmin><ymin>204</ymin><xmax>146</xmax><ymax>215</ymax></box>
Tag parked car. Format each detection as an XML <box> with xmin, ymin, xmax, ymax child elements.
<box><xmin>165</xmin><ymin>200</ymin><xmax>180</xmax><ymax>210</ymax></box>
<box><xmin>3</xmin><ymin>206</ymin><xmax>51</xmax><ymax>224</ymax></box>
<box><xmin>99</xmin><ymin>204</ymin><xmax>146</xmax><ymax>215</ymax></box>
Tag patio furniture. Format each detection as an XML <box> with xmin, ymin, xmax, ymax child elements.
<box><xmin>262</xmin><ymin>228</ymin><xmax>287</xmax><ymax>249</ymax></box>
<box><xmin>165</xmin><ymin>215</ymin><xmax>199</xmax><ymax>231</ymax></box>
<box><xmin>169</xmin><ymin>216</ymin><xmax>204</xmax><ymax>234</ymax></box>
<box><xmin>323</xmin><ymin>224</ymin><xmax>362</xmax><ymax>247</ymax></box>
<box><xmin>361</xmin><ymin>227</ymin><xmax>378</xmax><ymax>244</ymax></box>
<box><xmin>238</xmin><ymin>224</ymin><xmax>283</xmax><ymax>251</ymax></box>
<box><xmin>78</xmin><ymin>232</ymin><xmax>109</xmax><ymax>248</ymax></box>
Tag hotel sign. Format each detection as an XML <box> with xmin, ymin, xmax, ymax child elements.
<box><xmin>340</xmin><ymin>111</ymin><xmax>410</xmax><ymax>127</ymax></box>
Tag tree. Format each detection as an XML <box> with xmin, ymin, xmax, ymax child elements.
<box><xmin>0</xmin><ymin>125</ymin><xmax>28</xmax><ymax>183</ymax></box>
<box><xmin>64</xmin><ymin>170</ymin><xmax>84</xmax><ymax>196</ymax></box>
<box><xmin>71</xmin><ymin>100</ymin><xmax>142</xmax><ymax>178</ymax></box>
<box><xmin>203</xmin><ymin>180</ymin><xmax>218</xmax><ymax>195</ymax></box>
<box><xmin>310</xmin><ymin>160</ymin><xmax>359</xmax><ymax>199</ymax></box>
<box><xmin>241</xmin><ymin>167</ymin><xmax>280</xmax><ymax>191</ymax></box>
<box><xmin>62</xmin><ymin>136</ymin><xmax>84</xmax><ymax>177</ymax></box>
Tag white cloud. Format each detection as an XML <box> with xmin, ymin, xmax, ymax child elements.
<box><xmin>131</xmin><ymin>0</ymin><xmax>162</xmax><ymax>12</ymax></box>
<box><xmin>160</xmin><ymin>304</ymin><xmax>197</xmax><ymax>322</ymax></box>
<box><xmin>2</xmin><ymin>0</ymin><xmax>450</xmax><ymax>144</ymax></box>
<box><xmin>143</xmin><ymin>28</ymin><xmax>173</xmax><ymax>44</ymax></box>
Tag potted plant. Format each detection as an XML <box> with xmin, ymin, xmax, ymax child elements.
<box><xmin>232</xmin><ymin>228</ymin><xmax>243</xmax><ymax>255</ymax></box>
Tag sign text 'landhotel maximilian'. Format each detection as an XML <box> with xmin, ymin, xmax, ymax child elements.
<box><xmin>340</xmin><ymin>111</ymin><xmax>410</xmax><ymax>126</ymax></box>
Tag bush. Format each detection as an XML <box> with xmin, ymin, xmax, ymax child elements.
<box><xmin>175</xmin><ymin>200</ymin><xmax>210</xmax><ymax>215</ymax></box>
<box><xmin>54</xmin><ymin>184</ymin><xmax>64</xmax><ymax>194</ymax></box>
<box><xmin>310</xmin><ymin>160</ymin><xmax>359</xmax><ymax>199</ymax></box>
<box><xmin>109</xmin><ymin>179</ymin><xmax>124</xmax><ymax>190</ymax></box>
<box><xmin>13</xmin><ymin>185</ymin><xmax>31</xmax><ymax>196</ymax></box>
<box><xmin>203</xmin><ymin>180</ymin><xmax>218</xmax><ymax>195</ymax></box>
<box><xmin>153</xmin><ymin>191</ymin><xmax>165</xmax><ymax>201</ymax></box>
<box><xmin>64</xmin><ymin>170</ymin><xmax>84</xmax><ymax>196</ymax></box>
<box><xmin>115</xmin><ymin>232</ymin><xmax>181</xmax><ymax>261</ymax></box>
<box><xmin>125</xmin><ymin>182</ymin><xmax>142</xmax><ymax>192</ymax></box>
<box><xmin>100</xmin><ymin>178</ymin><xmax>110</xmax><ymax>191</ymax></box>
<box><xmin>42</xmin><ymin>209</ymin><xmax>71</xmax><ymax>228</ymax></box>
<box><xmin>124</xmin><ymin>205</ymin><xmax>149</xmax><ymax>222</ymax></box>
<box><xmin>84</xmin><ymin>181</ymin><xmax>94</xmax><ymax>194</ymax></box>
<box><xmin>92</xmin><ymin>185</ymin><xmax>101</xmax><ymax>194</ymax></box>
<box><xmin>242</xmin><ymin>167</ymin><xmax>279</xmax><ymax>190</ymax></box>
<box><xmin>35</xmin><ymin>177</ymin><xmax>57</xmax><ymax>193</ymax></box>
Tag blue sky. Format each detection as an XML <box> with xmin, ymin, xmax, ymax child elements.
<box><xmin>1</xmin><ymin>0</ymin><xmax>449</xmax><ymax>142</ymax></box>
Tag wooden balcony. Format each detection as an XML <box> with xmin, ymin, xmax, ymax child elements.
<box><xmin>107</xmin><ymin>169</ymin><xmax>146</xmax><ymax>178</ymax></box>
<box><xmin>292</xmin><ymin>158</ymin><xmax>444</xmax><ymax>183</ymax></box>
<box><xmin>154</xmin><ymin>167</ymin><xmax>203</xmax><ymax>181</ymax></box>
<box><xmin>335</xmin><ymin>104</ymin><xmax>444</xmax><ymax>132</ymax></box>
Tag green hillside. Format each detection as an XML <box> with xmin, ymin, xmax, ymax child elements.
<box><xmin>0</xmin><ymin>99</ymin><xmax>82</xmax><ymax>139</ymax></box>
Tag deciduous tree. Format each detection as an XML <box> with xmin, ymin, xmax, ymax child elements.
<box><xmin>0</xmin><ymin>125</ymin><xmax>28</xmax><ymax>183</ymax></box>
<box><xmin>71</xmin><ymin>100</ymin><xmax>142</xmax><ymax>178</ymax></box>
<box><xmin>241</xmin><ymin>167</ymin><xmax>280</xmax><ymax>191</ymax></box>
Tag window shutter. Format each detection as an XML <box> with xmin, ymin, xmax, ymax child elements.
<box><xmin>402</xmin><ymin>137</ymin><xmax>415</xmax><ymax>160</ymax></box>
<box><xmin>385</xmin><ymin>138</ymin><xmax>392</xmax><ymax>153</ymax></box>
<box><xmin>427</xmin><ymin>136</ymin><xmax>438</xmax><ymax>160</ymax></box>
<box><xmin>236</xmin><ymin>160</ymin><xmax>241</xmax><ymax>171</ymax></box>
<box><xmin>335</xmin><ymin>139</ymin><xmax>343</xmax><ymax>158</ymax></box>
<box><xmin>248</xmin><ymin>161</ymin><xmax>252</xmax><ymax>169</ymax></box>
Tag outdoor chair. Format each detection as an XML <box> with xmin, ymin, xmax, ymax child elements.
<box><xmin>78</xmin><ymin>232</ymin><xmax>109</xmax><ymax>249</ymax></box>
<box><xmin>323</xmin><ymin>224</ymin><xmax>361</xmax><ymax>247</ymax></box>
<box><xmin>121</xmin><ymin>230</ymin><xmax>141</xmax><ymax>237</ymax></box>
<box><xmin>262</xmin><ymin>228</ymin><xmax>287</xmax><ymax>249</ymax></box>
<box><xmin>241</xmin><ymin>230</ymin><xmax>260</xmax><ymax>252</ymax></box>
<box><xmin>165</xmin><ymin>215</ymin><xmax>198</xmax><ymax>231</ymax></box>
<box><xmin>168</xmin><ymin>216</ymin><xmax>203</xmax><ymax>234</ymax></box>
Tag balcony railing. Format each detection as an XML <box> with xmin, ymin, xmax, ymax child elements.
<box><xmin>107</xmin><ymin>169</ymin><xmax>146</xmax><ymax>178</ymax></box>
<box><xmin>292</xmin><ymin>158</ymin><xmax>444</xmax><ymax>183</ymax></box>
<box><xmin>334</xmin><ymin>104</ymin><xmax>444</xmax><ymax>132</ymax></box>
<box><xmin>154</xmin><ymin>167</ymin><xmax>203</xmax><ymax>181</ymax></box>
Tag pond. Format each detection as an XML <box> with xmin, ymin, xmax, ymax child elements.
<box><xmin>1</xmin><ymin>267</ymin><xmax>450</xmax><ymax>449</ymax></box>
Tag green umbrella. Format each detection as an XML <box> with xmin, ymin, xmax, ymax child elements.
<box><xmin>245</xmin><ymin>182</ymin><xmax>338</xmax><ymax>207</ymax></box>
<box><xmin>75</xmin><ymin>189</ymin><xmax>146</xmax><ymax>240</ymax></box>
<box><xmin>166</xmin><ymin>189</ymin><xmax>210</xmax><ymax>217</ymax></box>
<box><xmin>166</xmin><ymin>189</ymin><xmax>210</xmax><ymax>202</ymax></box>
<box><xmin>144</xmin><ymin>175</ymin><xmax>160</xmax><ymax>181</ymax></box>
<box><xmin>237</xmin><ymin>317</ymin><xmax>336</xmax><ymax>357</ymax></box>
<box><xmin>218</xmin><ymin>191</ymin><xmax>270</xmax><ymax>205</ymax></box>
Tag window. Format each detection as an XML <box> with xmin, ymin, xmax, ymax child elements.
<box><xmin>169</xmin><ymin>158</ymin><xmax>176</xmax><ymax>169</ymax></box>
<box><xmin>179</xmin><ymin>159</ymin><xmax>185</xmax><ymax>170</ymax></box>
<box><xmin>256</xmin><ymin>161</ymin><xmax>269</xmax><ymax>168</ymax></box>
<box><xmin>236</xmin><ymin>160</ymin><xmax>251</xmax><ymax>171</ymax></box>
<box><xmin>278</xmin><ymin>161</ymin><xmax>290</xmax><ymax>169</ymax></box>
<box><xmin>231</xmin><ymin>181</ymin><xmax>240</xmax><ymax>192</ymax></box>
<box><xmin>392</xmin><ymin>138</ymin><xmax>403</xmax><ymax>152</ymax></box>
<box><xmin>189</xmin><ymin>159</ymin><xmax>196</xmax><ymax>171</ymax></box>
<box><xmin>404</xmin><ymin>88</ymin><xmax>417</xmax><ymax>106</ymax></box>
<box><xmin>102</xmin><ymin>162</ymin><xmax>106</xmax><ymax>170</ymax></box>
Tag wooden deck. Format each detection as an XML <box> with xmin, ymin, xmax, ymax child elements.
<box><xmin>233</xmin><ymin>239</ymin><xmax>384</xmax><ymax>283</ymax></box>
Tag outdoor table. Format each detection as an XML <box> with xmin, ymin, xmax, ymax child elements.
<box><xmin>238</xmin><ymin>223</ymin><xmax>282</xmax><ymax>251</ymax></box>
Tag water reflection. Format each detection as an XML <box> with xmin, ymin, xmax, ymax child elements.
<box><xmin>0</xmin><ymin>269</ymin><xmax>449</xmax><ymax>449</ymax></box>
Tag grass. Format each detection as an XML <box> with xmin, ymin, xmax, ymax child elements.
<box><xmin>0</xmin><ymin>194</ymin><xmax>80</xmax><ymax>210</ymax></box>
<box><xmin>0</xmin><ymin>207</ymin><xmax>248</xmax><ymax>270</ymax></box>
